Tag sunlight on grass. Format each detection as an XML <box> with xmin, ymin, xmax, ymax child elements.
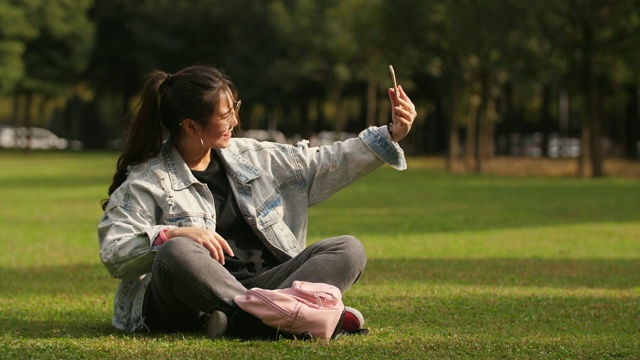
<box><xmin>355</xmin><ymin>222</ymin><xmax>640</xmax><ymax>260</ymax></box>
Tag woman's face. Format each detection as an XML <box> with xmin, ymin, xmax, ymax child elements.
<box><xmin>202</xmin><ymin>89</ymin><xmax>239</xmax><ymax>149</ymax></box>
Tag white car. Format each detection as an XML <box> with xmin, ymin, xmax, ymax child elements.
<box><xmin>240</xmin><ymin>129</ymin><xmax>287</xmax><ymax>143</ymax></box>
<box><xmin>0</xmin><ymin>126</ymin><xmax>69</xmax><ymax>150</ymax></box>
<box><xmin>548</xmin><ymin>136</ymin><xmax>581</xmax><ymax>158</ymax></box>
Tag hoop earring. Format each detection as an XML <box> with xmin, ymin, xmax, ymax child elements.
<box><xmin>193</xmin><ymin>137</ymin><xmax>204</xmax><ymax>161</ymax></box>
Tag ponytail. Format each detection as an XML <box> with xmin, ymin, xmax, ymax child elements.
<box><xmin>101</xmin><ymin>65</ymin><xmax>236</xmax><ymax>210</ymax></box>
<box><xmin>100</xmin><ymin>71</ymin><xmax>166</xmax><ymax>210</ymax></box>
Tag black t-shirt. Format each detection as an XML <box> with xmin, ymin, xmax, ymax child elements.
<box><xmin>191</xmin><ymin>151</ymin><xmax>279</xmax><ymax>283</ymax></box>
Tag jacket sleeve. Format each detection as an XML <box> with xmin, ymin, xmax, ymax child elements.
<box><xmin>97</xmin><ymin>184</ymin><xmax>173</xmax><ymax>280</ymax></box>
<box><xmin>297</xmin><ymin>125</ymin><xmax>407</xmax><ymax>206</ymax></box>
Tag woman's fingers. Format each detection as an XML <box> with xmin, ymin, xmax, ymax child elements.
<box><xmin>202</xmin><ymin>237</ymin><xmax>225</xmax><ymax>264</ymax></box>
<box><xmin>215</xmin><ymin>232</ymin><xmax>235</xmax><ymax>258</ymax></box>
<box><xmin>175</xmin><ymin>227</ymin><xmax>234</xmax><ymax>265</ymax></box>
<box><xmin>388</xmin><ymin>85</ymin><xmax>418</xmax><ymax>142</ymax></box>
<box><xmin>398</xmin><ymin>86</ymin><xmax>416</xmax><ymax>115</ymax></box>
<box><xmin>205</xmin><ymin>231</ymin><xmax>235</xmax><ymax>264</ymax></box>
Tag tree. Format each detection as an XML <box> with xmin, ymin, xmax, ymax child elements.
<box><xmin>77</xmin><ymin>0</ymin><xmax>640</xmax><ymax>160</ymax></box>
<box><xmin>0</xmin><ymin>0</ymin><xmax>37</xmax><ymax>94</ymax></box>
<box><xmin>434</xmin><ymin>0</ymin><xmax>528</xmax><ymax>172</ymax></box>
<box><xmin>88</xmin><ymin>0</ymin><xmax>280</xmax><ymax>137</ymax></box>
<box><xmin>269</xmin><ymin>0</ymin><xmax>378</xmax><ymax>136</ymax></box>
<box><xmin>12</xmin><ymin>0</ymin><xmax>94</xmax><ymax>148</ymax></box>
<box><xmin>534</xmin><ymin>0</ymin><xmax>640</xmax><ymax>176</ymax></box>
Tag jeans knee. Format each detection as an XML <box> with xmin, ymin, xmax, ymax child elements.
<box><xmin>338</xmin><ymin>235</ymin><xmax>367</xmax><ymax>271</ymax></box>
<box><xmin>345</xmin><ymin>235</ymin><xmax>366</xmax><ymax>256</ymax></box>
<box><xmin>153</xmin><ymin>237</ymin><xmax>211</xmax><ymax>275</ymax></box>
<box><xmin>155</xmin><ymin>237</ymin><xmax>194</xmax><ymax>263</ymax></box>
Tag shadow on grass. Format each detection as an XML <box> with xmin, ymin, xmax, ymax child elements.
<box><xmin>364</xmin><ymin>258</ymin><xmax>640</xmax><ymax>289</ymax></box>
<box><xmin>1</xmin><ymin>258</ymin><xmax>638</xmax><ymax>341</ymax></box>
<box><xmin>4</xmin><ymin>258</ymin><xmax>637</xmax><ymax>296</ymax></box>
<box><xmin>0</xmin><ymin>263</ymin><xmax>116</xmax><ymax>338</ymax></box>
<box><xmin>0</xmin><ymin>315</ymin><xmax>116</xmax><ymax>339</ymax></box>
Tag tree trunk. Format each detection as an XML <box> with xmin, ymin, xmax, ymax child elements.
<box><xmin>332</xmin><ymin>82</ymin><xmax>346</xmax><ymax>133</ymax></box>
<box><xmin>299</xmin><ymin>98</ymin><xmax>311</xmax><ymax>139</ymax></box>
<box><xmin>430</xmin><ymin>95</ymin><xmax>445</xmax><ymax>155</ymax></box>
<box><xmin>314</xmin><ymin>99</ymin><xmax>326</xmax><ymax>133</ymax></box>
<box><xmin>578</xmin><ymin>34</ymin><xmax>591</xmax><ymax>177</ymax></box>
<box><xmin>12</xmin><ymin>96</ymin><xmax>22</xmax><ymax>147</ymax></box>
<box><xmin>12</xmin><ymin>95</ymin><xmax>22</xmax><ymax>127</ymax></box>
<box><xmin>268</xmin><ymin>106</ymin><xmax>280</xmax><ymax>132</ymax></box>
<box><xmin>23</xmin><ymin>92</ymin><xmax>33</xmax><ymax>153</ymax></box>
<box><xmin>483</xmin><ymin>92</ymin><xmax>496</xmax><ymax>161</ymax></box>
<box><xmin>366</xmin><ymin>76</ymin><xmax>378</xmax><ymax>127</ymax></box>
<box><xmin>280</xmin><ymin>102</ymin><xmax>293</xmax><ymax>134</ymax></box>
<box><xmin>476</xmin><ymin>72</ymin><xmax>491</xmax><ymax>173</ymax></box>
<box><xmin>540</xmin><ymin>84</ymin><xmax>553</xmax><ymax>157</ymax></box>
<box><xmin>590</xmin><ymin>77</ymin><xmax>604</xmax><ymax>176</ymax></box>
<box><xmin>476</xmin><ymin>110</ymin><xmax>486</xmax><ymax>173</ymax></box>
<box><xmin>465</xmin><ymin>94</ymin><xmax>480</xmax><ymax>172</ymax></box>
<box><xmin>559</xmin><ymin>88</ymin><xmax>570</xmax><ymax>135</ymax></box>
<box><xmin>38</xmin><ymin>96</ymin><xmax>48</xmax><ymax>128</ymax></box>
<box><xmin>447</xmin><ymin>80</ymin><xmax>459</xmax><ymax>172</ymax></box>
<box><xmin>624</xmin><ymin>83</ymin><xmax>639</xmax><ymax>159</ymax></box>
<box><xmin>377</xmin><ymin>93</ymin><xmax>390</xmax><ymax>127</ymax></box>
<box><xmin>502</xmin><ymin>81</ymin><xmax>515</xmax><ymax>155</ymax></box>
<box><xmin>579</xmin><ymin>117</ymin><xmax>590</xmax><ymax>177</ymax></box>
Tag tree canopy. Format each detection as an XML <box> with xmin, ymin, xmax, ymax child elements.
<box><xmin>1</xmin><ymin>0</ymin><xmax>639</xmax><ymax>176</ymax></box>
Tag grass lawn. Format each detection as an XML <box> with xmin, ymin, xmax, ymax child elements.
<box><xmin>0</xmin><ymin>151</ymin><xmax>638</xmax><ymax>359</ymax></box>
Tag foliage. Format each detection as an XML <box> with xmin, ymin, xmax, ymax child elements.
<box><xmin>0</xmin><ymin>0</ymin><xmax>37</xmax><ymax>93</ymax></box>
<box><xmin>16</xmin><ymin>0</ymin><xmax>94</xmax><ymax>96</ymax></box>
<box><xmin>1</xmin><ymin>0</ymin><xmax>640</xmax><ymax>172</ymax></box>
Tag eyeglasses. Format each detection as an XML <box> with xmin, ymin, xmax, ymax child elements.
<box><xmin>218</xmin><ymin>100</ymin><xmax>241</xmax><ymax>132</ymax></box>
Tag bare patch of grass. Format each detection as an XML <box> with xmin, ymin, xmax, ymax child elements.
<box><xmin>419</xmin><ymin>156</ymin><xmax>640</xmax><ymax>178</ymax></box>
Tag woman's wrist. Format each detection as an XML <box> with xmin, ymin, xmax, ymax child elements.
<box><xmin>153</xmin><ymin>228</ymin><xmax>171</xmax><ymax>246</ymax></box>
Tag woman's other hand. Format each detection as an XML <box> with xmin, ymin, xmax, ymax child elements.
<box><xmin>166</xmin><ymin>227</ymin><xmax>234</xmax><ymax>265</ymax></box>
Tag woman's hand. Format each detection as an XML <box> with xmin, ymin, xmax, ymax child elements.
<box><xmin>388</xmin><ymin>85</ymin><xmax>418</xmax><ymax>142</ymax></box>
<box><xmin>166</xmin><ymin>227</ymin><xmax>234</xmax><ymax>265</ymax></box>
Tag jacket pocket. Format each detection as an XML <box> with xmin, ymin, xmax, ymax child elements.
<box><xmin>256</xmin><ymin>194</ymin><xmax>284</xmax><ymax>229</ymax></box>
<box><xmin>256</xmin><ymin>194</ymin><xmax>301</xmax><ymax>254</ymax></box>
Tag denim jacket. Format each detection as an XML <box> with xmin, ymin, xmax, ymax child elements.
<box><xmin>98</xmin><ymin>125</ymin><xmax>406</xmax><ymax>332</ymax></box>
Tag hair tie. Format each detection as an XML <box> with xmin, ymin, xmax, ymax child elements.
<box><xmin>163</xmin><ymin>73</ymin><xmax>173</xmax><ymax>86</ymax></box>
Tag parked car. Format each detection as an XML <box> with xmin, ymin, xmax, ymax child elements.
<box><xmin>311</xmin><ymin>131</ymin><xmax>358</xmax><ymax>147</ymax></box>
<box><xmin>240</xmin><ymin>129</ymin><xmax>287</xmax><ymax>143</ymax></box>
<box><xmin>0</xmin><ymin>126</ymin><xmax>70</xmax><ymax>150</ymax></box>
<box><xmin>548</xmin><ymin>137</ymin><xmax>581</xmax><ymax>158</ymax></box>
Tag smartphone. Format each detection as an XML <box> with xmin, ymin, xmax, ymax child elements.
<box><xmin>389</xmin><ymin>65</ymin><xmax>399</xmax><ymax>102</ymax></box>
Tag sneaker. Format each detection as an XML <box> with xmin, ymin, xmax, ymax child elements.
<box><xmin>342</xmin><ymin>306</ymin><xmax>365</xmax><ymax>332</ymax></box>
<box><xmin>205</xmin><ymin>310</ymin><xmax>228</xmax><ymax>339</ymax></box>
<box><xmin>227</xmin><ymin>309</ymin><xmax>297</xmax><ymax>340</ymax></box>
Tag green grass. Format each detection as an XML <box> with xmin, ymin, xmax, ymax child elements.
<box><xmin>0</xmin><ymin>152</ymin><xmax>638</xmax><ymax>359</ymax></box>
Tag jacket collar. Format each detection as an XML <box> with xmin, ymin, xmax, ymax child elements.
<box><xmin>162</xmin><ymin>140</ymin><xmax>262</xmax><ymax>190</ymax></box>
<box><xmin>219</xmin><ymin>142</ymin><xmax>262</xmax><ymax>185</ymax></box>
<box><xmin>162</xmin><ymin>143</ymin><xmax>197</xmax><ymax>191</ymax></box>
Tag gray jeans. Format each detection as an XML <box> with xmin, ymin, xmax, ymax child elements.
<box><xmin>142</xmin><ymin>235</ymin><xmax>367</xmax><ymax>331</ymax></box>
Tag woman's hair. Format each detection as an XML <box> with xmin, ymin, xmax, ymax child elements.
<box><xmin>101</xmin><ymin>65</ymin><xmax>237</xmax><ymax>210</ymax></box>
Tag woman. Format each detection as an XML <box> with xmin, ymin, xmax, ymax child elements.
<box><xmin>98</xmin><ymin>64</ymin><xmax>417</xmax><ymax>339</ymax></box>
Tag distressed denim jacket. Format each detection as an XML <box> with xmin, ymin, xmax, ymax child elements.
<box><xmin>98</xmin><ymin>125</ymin><xmax>406</xmax><ymax>332</ymax></box>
